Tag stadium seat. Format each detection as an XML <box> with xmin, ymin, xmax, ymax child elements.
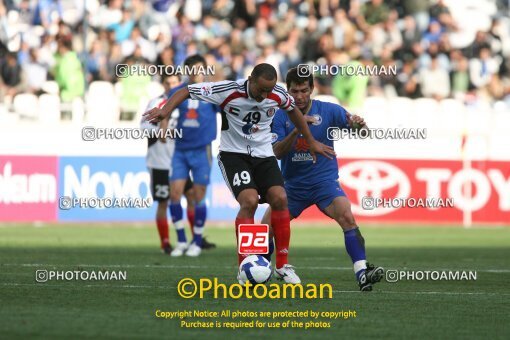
<box><xmin>388</xmin><ymin>97</ymin><xmax>413</xmax><ymax>128</ymax></box>
<box><xmin>88</xmin><ymin>81</ymin><xmax>115</xmax><ymax>95</ymax></box>
<box><xmin>362</xmin><ymin>97</ymin><xmax>389</xmax><ymax>128</ymax></box>
<box><xmin>0</xmin><ymin>104</ymin><xmax>18</xmax><ymax>124</ymax></box>
<box><xmin>41</xmin><ymin>80</ymin><xmax>60</xmax><ymax>95</ymax></box>
<box><xmin>38</xmin><ymin>94</ymin><xmax>61</xmax><ymax>123</ymax></box>
<box><xmin>72</xmin><ymin>97</ymin><xmax>85</xmax><ymax>123</ymax></box>
<box><xmin>114</xmin><ymin>81</ymin><xmax>123</xmax><ymax>98</ymax></box>
<box><xmin>86</xmin><ymin>81</ymin><xmax>120</xmax><ymax>123</ymax></box>
<box><xmin>13</xmin><ymin>93</ymin><xmax>39</xmax><ymax>120</ymax></box>
<box><xmin>413</xmin><ymin>98</ymin><xmax>439</xmax><ymax>116</ymax></box>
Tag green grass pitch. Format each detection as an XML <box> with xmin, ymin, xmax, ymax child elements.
<box><xmin>1</xmin><ymin>223</ymin><xmax>509</xmax><ymax>339</ymax></box>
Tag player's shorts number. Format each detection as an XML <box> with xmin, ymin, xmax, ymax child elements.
<box><xmin>154</xmin><ymin>184</ymin><xmax>169</xmax><ymax>198</ymax></box>
<box><xmin>232</xmin><ymin>171</ymin><xmax>251</xmax><ymax>186</ymax></box>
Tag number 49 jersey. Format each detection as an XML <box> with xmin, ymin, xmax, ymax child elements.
<box><xmin>188</xmin><ymin>79</ymin><xmax>295</xmax><ymax>158</ymax></box>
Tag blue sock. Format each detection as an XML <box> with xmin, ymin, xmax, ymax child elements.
<box><xmin>344</xmin><ymin>227</ymin><xmax>367</xmax><ymax>280</ymax></box>
<box><xmin>263</xmin><ymin>237</ymin><xmax>274</xmax><ymax>263</ymax></box>
<box><xmin>192</xmin><ymin>200</ymin><xmax>207</xmax><ymax>247</ymax></box>
<box><xmin>169</xmin><ymin>202</ymin><xmax>186</xmax><ymax>243</ymax></box>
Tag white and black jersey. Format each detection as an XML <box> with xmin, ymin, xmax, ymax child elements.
<box><xmin>188</xmin><ymin>79</ymin><xmax>295</xmax><ymax>158</ymax></box>
<box><xmin>140</xmin><ymin>95</ymin><xmax>178</xmax><ymax>170</ymax></box>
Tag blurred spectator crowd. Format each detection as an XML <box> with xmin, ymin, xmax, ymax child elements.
<box><xmin>1</xmin><ymin>0</ymin><xmax>510</xmax><ymax>115</ymax></box>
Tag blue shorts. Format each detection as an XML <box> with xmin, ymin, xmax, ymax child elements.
<box><xmin>285</xmin><ymin>180</ymin><xmax>346</xmax><ymax>218</ymax></box>
<box><xmin>171</xmin><ymin>145</ymin><xmax>212</xmax><ymax>185</ymax></box>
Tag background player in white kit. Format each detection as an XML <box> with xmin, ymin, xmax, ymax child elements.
<box><xmin>140</xmin><ymin>74</ymin><xmax>195</xmax><ymax>254</ymax></box>
<box><xmin>144</xmin><ymin>64</ymin><xmax>335</xmax><ymax>282</ymax></box>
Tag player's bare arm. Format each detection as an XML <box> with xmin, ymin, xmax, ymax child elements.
<box><xmin>287</xmin><ymin>107</ymin><xmax>336</xmax><ymax>162</ymax></box>
<box><xmin>143</xmin><ymin>87</ymin><xmax>190</xmax><ymax>123</ymax></box>
<box><xmin>158</xmin><ymin>116</ymin><xmax>169</xmax><ymax>143</ymax></box>
<box><xmin>273</xmin><ymin>115</ymin><xmax>316</xmax><ymax>159</ymax></box>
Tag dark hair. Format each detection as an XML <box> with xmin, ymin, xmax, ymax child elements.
<box><xmin>161</xmin><ymin>73</ymin><xmax>180</xmax><ymax>83</ymax></box>
<box><xmin>286</xmin><ymin>67</ymin><xmax>313</xmax><ymax>90</ymax></box>
<box><xmin>184</xmin><ymin>54</ymin><xmax>206</xmax><ymax>68</ymax></box>
<box><xmin>251</xmin><ymin>63</ymin><xmax>277</xmax><ymax>80</ymax></box>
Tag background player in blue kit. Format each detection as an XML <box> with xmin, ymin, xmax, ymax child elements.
<box><xmin>166</xmin><ymin>55</ymin><xmax>218</xmax><ymax>257</ymax></box>
<box><xmin>261</xmin><ymin>67</ymin><xmax>384</xmax><ymax>291</ymax></box>
<box><xmin>142</xmin><ymin>74</ymin><xmax>197</xmax><ymax>255</ymax></box>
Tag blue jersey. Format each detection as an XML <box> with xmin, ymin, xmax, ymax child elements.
<box><xmin>168</xmin><ymin>83</ymin><xmax>218</xmax><ymax>150</ymax></box>
<box><xmin>271</xmin><ymin>99</ymin><xmax>350</xmax><ymax>188</ymax></box>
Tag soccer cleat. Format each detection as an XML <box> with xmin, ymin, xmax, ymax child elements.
<box><xmin>162</xmin><ymin>244</ymin><xmax>173</xmax><ymax>255</ymax></box>
<box><xmin>274</xmin><ymin>264</ymin><xmax>301</xmax><ymax>284</ymax></box>
<box><xmin>358</xmin><ymin>263</ymin><xmax>384</xmax><ymax>291</ymax></box>
<box><xmin>185</xmin><ymin>243</ymin><xmax>202</xmax><ymax>257</ymax></box>
<box><xmin>201</xmin><ymin>237</ymin><xmax>216</xmax><ymax>250</ymax></box>
<box><xmin>365</xmin><ymin>263</ymin><xmax>384</xmax><ymax>284</ymax></box>
<box><xmin>358</xmin><ymin>271</ymin><xmax>372</xmax><ymax>291</ymax></box>
<box><xmin>170</xmin><ymin>242</ymin><xmax>187</xmax><ymax>257</ymax></box>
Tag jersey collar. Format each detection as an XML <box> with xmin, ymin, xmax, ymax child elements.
<box><xmin>244</xmin><ymin>79</ymin><xmax>254</xmax><ymax>99</ymax></box>
<box><xmin>302</xmin><ymin>100</ymin><xmax>313</xmax><ymax>115</ymax></box>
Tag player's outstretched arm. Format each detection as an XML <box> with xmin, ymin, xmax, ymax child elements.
<box><xmin>143</xmin><ymin>87</ymin><xmax>190</xmax><ymax>123</ymax></box>
<box><xmin>273</xmin><ymin>115</ymin><xmax>316</xmax><ymax>159</ymax></box>
<box><xmin>273</xmin><ymin>130</ymin><xmax>299</xmax><ymax>159</ymax></box>
<box><xmin>287</xmin><ymin>107</ymin><xmax>336</xmax><ymax>163</ymax></box>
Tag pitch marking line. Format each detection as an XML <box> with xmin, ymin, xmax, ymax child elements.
<box><xmin>2</xmin><ymin>263</ymin><xmax>510</xmax><ymax>273</ymax></box>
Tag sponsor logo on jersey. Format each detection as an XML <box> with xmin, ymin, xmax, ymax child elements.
<box><xmin>200</xmin><ymin>85</ymin><xmax>212</xmax><ymax>97</ymax></box>
<box><xmin>242</xmin><ymin>123</ymin><xmax>260</xmax><ymax>135</ymax></box>
<box><xmin>271</xmin><ymin>133</ymin><xmax>278</xmax><ymax>143</ymax></box>
<box><xmin>294</xmin><ymin>138</ymin><xmax>309</xmax><ymax>152</ymax></box>
<box><xmin>266</xmin><ymin>107</ymin><xmax>276</xmax><ymax>117</ymax></box>
<box><xmin>183</xmin><ymin>109</ymin><xmax>200</xmax><ymax>127</ymax></box>
<box><xmin>292</xmin><ymin>138</ymin><xmax>312</xmax><ymax>161</ymax></box>
<box><xmin>183</xmin><ymin>120</ymin><xmax>200</xmax><ymax>127</ymax></box>
<box><xmin>312</xmin><ymin>114</ymin><xmax>322</xmax><ymax>126</ymax></box>
<box><xmin>292</xmin><ymin>153</ymin><xmax>314</xmax><ymax>162</ymax></box>
<box><xmin>186</xmin><ymin>109</ymin><xmax>198</xmax><ymax>119</ymax></box>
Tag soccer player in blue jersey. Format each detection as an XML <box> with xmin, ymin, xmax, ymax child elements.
<box><xmin>166</xmin><ymin>55</ymin><xmax>217</xmax><ymax>257</ymax></box>
<box><xmin>261</xmin><ymin>67</ymin><xmax>384</xmax><ymax>291</ymax></box>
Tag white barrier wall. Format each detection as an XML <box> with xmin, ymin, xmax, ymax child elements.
<box><xmin>1</xmin><ymin>96</ymin><xmax>508</xmax><ymax>160</ymax></box>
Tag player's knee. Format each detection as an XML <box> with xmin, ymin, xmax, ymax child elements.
<box><xmin>239</xmin><ymin>195</ymin><xmax>259</xmax><ymax>214</ymax></box>
<box><xmin>193</xmin><ymin>185</ymin><xmax>207</xmax><ymax>201</ymax></box>
<box><xmin>268</xmin><ymin>191</ymin><xmax>287</xmax><ymax>211</ymax></box>
<box><xmin>337</xmin><ymin>210</ymin><xmax>356</xmax><ymax>229</ymax></box>
<box><xmin>170</xmin><ymin>191</ymin><xmax>181</xmax><ymax>202</ymax></box>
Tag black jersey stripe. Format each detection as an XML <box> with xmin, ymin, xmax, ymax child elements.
<box><xmin>212</xmin><ymin>83</ymin><xmax>239</xmax><ymax>91</ymax></box>
<box><xmin>273</xmin><ymin>86</ymin><xmax>288</xmax><ymax>98</ymax></box>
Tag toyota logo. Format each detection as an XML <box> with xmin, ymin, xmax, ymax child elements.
<box><xmin>339</xmin><ymin>160</ymin><xmax>411</xmax><ymax>216</ymax></box>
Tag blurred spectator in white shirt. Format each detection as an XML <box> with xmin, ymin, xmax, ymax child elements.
<box><xmin>420</xmin><ymin>56</ymin><xmax>450</xmax><ymax>100</ymax></box>
<box><xmin>121</xmin><ymin>26</ymin><xmax>157</xmax><ymax>62</ymax></box>
<box><xmin>469</xmin><ymin>47</ymin><xmax>500</xmax><ymax>88</ymax></box>
<box><xmin>23</xmin><ymin>48</ymin><xmax>47</xmax><ymax>94</ymax></box>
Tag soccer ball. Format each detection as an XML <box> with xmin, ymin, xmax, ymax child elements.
<box><xmin>238</xmin><ymin>255</ymin><xmax>272</xmax><ymax>285</ymax></box>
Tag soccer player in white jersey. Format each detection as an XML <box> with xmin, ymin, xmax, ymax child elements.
<box><xmin>141</xmin><ymin>75</ymin><xmax>195</xmax><ymax>254</ymax></box>
<box><xmin>144</xmin><ymin>64</ymin><xmax>335</xmax><ymax>283</ymax></box>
